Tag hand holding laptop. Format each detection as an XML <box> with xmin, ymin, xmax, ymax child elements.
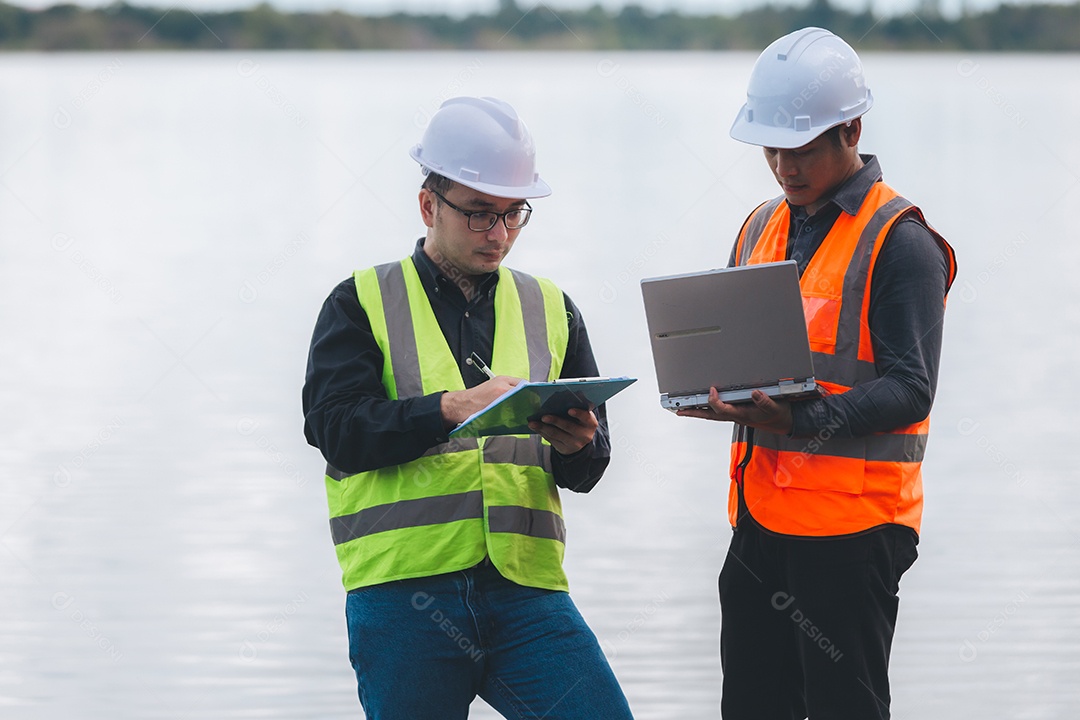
<box><xmin>675</xmin><ymin>387</ymin><xmax>794</xmax><ymax>434</ymax></box>
<box><xmin>640</xmin><ymin>261</ymin><xmax>819</xmax><ymax>413</ymax></box>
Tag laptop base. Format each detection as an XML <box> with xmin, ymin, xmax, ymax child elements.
<box><xmin>660</xmin><ymin>378</ymin><xmax>818</xmax><ymax>412</ymax></box>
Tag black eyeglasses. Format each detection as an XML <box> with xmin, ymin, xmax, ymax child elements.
<box><xmin>431</xmin><ymin>190</ymin><xmax>532</xmax><ymax>232</ymax></box>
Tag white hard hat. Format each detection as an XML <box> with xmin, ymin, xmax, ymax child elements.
<box><xmin>730</xmin><ymin>27</ymin><xmax>873</xmax><ymax>149</ymax></box>
<box><xmin>409</xmin><ymin>96</ymin><xmax>551</xmax><ymax>199</ymax></box>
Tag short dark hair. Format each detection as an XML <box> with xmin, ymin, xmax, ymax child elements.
<box><xmin>421</xmin><ymin>171</ymin><xmax>454</xmax><ymax>195</ymax></box>
<box><xmin>822</xmin><ymin>124</ymin><xmax>845</xmax><ymax>149</ymax></box>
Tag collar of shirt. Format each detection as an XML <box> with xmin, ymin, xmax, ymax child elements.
<box><xmin>785</xmin><ymin>155</ymin><xmax>884</xmax><ymax>273</ymax></box>
<box><xmin>411</xmin><ymin>238</ymin><xmax>500</xmax><ymax>306</ymax></box>
<box><xmin>793</xmin><ymin>153</ymin><xmax>884</xmax><ymax>219</ymax></box>
<box><xmin>410</xmin><ymin>238</ymin><xmax>498</xmax><ymax>387</ymax></box>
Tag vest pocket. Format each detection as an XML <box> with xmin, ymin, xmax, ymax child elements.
<box><xmin>802</xmin><ymin>294</ymin><xmax>841</xmax><ymax>347</ymax></box>
<box><xmin>773</xmin><ymin>446</ymin><xmax>866</xmax><ymax>496</ymax></box>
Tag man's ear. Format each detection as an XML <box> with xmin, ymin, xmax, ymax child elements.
<box><xmin>843</xmin><ymin>117</ymin><xmax>863</xmax><ymax>148</ymax></box>
<box><xmin>419</xmin><ymin>189</ymin><xmax>437</xmax><ymax>228</ymax></box>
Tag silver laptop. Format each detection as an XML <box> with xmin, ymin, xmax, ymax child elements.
<box><xmin>640</xmin><ymin>260</ymin><xmax>818</xmax><ymax>411</ymax></box>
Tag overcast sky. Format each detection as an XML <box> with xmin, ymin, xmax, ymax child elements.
<box><xmin>9</xmin><ymin>0</ymin><xmax>1054</xmax><ymax>20</ymax></box>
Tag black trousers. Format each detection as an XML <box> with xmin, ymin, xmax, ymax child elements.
<box><xmin>718</xmin><ymin>517</ymin><xmax>918</xmax><ymax>720</ymax></box>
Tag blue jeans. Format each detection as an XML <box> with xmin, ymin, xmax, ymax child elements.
<box><xmin>345</xmin><ymin>561</ymin><xmax>634</xmax><ymax>719</ymax></box>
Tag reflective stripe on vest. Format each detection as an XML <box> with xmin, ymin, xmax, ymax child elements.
<box><xmin>328</xmin><ymin>491</ymin><xmax>565</xmax><ymax>546</ymax></box>
<box><xmin>752</xmin><ymin>429</ymin><xmax>929</xmax><ymax>463</ymax></box>
<box><xmin>331</xmin><ymin>490</ymin><xmax>484</xmax><ymax>545</ymax></box>
<box><xmin>323</xmin><ymin>257</ymin><xmax>571</xmax><ymax>592</ymax></box>
<box><xmin>729</xmin><ymin>183</ymin><xmax>957</xmax><ymax>537</ymax></box>
<box><xmin>488</xmin><ymin>506</ymin><xmax>567</xmax><ymax>543</ymax></box>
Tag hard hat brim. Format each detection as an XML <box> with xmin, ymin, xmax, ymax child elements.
<box><xmin>729</xmin><ymin>107</ymin><xmax>845</xmax><ymax>149</ymax></box>
<box><xmin>453</xmin><ymin>176</ymin><xmax>553</xmax><ymax>200</ymax></box>
<box><xmin>728</xmin><ymin>91</ymin><xmax>873</xmax><ymax>150</ymax></box>
<box><xmin>409</xmin><ymin>145</ymin><xmax>552</xmax><ymax>199</ymax></box>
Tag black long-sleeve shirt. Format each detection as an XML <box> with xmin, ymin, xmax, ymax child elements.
<box><xmin>728</xmin><ymin>156</ymin><xmax>953</xmax><ymax>439</ymax></box>
<box><xmin>303</xmin><ymin>240</ymin><xmax>611</xmax><ymax>493</ymax></box>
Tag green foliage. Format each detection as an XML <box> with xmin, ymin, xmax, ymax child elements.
<box><xmin>0</xmin><ymin>0</ymin><xmax>1077</xmax><ymax>51</ymax></box>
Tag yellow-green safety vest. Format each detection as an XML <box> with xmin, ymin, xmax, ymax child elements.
<box><xmin>324</xmin><ymin>257</ymin><xmax>572</xmax><ymax>592</ymax></box>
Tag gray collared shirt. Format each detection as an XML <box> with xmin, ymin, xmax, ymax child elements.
<box><xmin>729</xmin><ymin>155</ymin><xmax>953</xmax><ymax>439</ymax></box>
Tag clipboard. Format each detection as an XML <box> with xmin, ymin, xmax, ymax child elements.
<box><xmin>448</xmin><ymin>376</ymin><xmax>637</xmax><ymax>439</ymax></box>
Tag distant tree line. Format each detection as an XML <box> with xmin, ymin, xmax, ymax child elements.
<box><xmin>1</xmin><ymin>0</ymin><xmax>1078</xmax><ymax>50</ymax></box>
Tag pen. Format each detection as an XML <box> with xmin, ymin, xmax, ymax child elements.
<box><xmin>468</xmin><ymin>352</ymin><xmax>496</xmax><ymax>380</ymax></box>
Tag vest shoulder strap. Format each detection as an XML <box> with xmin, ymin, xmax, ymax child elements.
<box><xmin>736</xmin><ymin>197</ymin><xmax>786</xmax><ymax>266</ymax></box>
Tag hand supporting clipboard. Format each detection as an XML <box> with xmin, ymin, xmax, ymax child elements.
<box><xmin>448</xmin><ymin>376</ymin><xmax>637</xmax><ymax>439</ymax></box>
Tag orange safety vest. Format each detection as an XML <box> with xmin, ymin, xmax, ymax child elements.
<box><xmin>728</xmin><ymin>182</ymin><xmax>957</xmax><ymax>537</ymax></box>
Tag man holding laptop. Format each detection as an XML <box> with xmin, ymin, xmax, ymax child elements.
<box><xmin>678</xmin><ymin>28</ymin><xmax>957</xmax><ymax>719</ymax></box>
<box><xmin>302</xmin><ymin>96</ymin><xmax>632</xmax><ymax>718</ymax></box>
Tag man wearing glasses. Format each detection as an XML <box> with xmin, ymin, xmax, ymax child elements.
<box><xmin>302</xmin><ymin>96</ymin><xmax>632</xmax><ymax>719</ymax></box>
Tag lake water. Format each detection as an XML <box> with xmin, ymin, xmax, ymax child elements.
<box><xmin>1</xmin><ymin>51</ymin><xmax>1078</xmax><ymax>719</ymax></box>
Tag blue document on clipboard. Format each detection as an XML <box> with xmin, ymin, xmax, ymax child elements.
<box><xmin>448</xmin><ymin>376</ymin><xmax>637</xmax><ymax>439</ymax></box>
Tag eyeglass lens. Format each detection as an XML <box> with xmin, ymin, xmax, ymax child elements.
<box><xmin>468</xmin><ymin>209</ymin><xmax>530</xmax><ymax>231</ymax></box>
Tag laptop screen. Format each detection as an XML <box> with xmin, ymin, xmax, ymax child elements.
<box><xmin>640</xmin><ymin>261</ymin><xmax>815</xmax><ymax>405</ymax></box>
